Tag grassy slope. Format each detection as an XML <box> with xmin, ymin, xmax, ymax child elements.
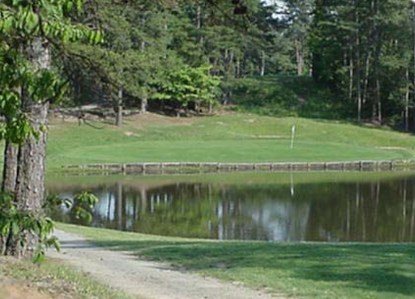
<box><xmin>58</xmin><ymin>223</ymin><xmax>415</xmax><ymax>299</ymax></box>
<box><xmin>47</xmin><ymin>113</ymin><xmax>415</xmax><ymax>171</ymax></box>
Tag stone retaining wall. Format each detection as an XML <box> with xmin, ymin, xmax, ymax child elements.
<box><xmin>63</xmin><ymin>160</ymin><xmax>415</xmax><ymax>175</ymax></box>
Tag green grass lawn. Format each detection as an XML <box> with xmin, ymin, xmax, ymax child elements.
<box><xmin>57</xmin><ymin>223</ymin><xmax>415</xmax><ymax>299</ymax></box>
<box><xmin>46</xmin><ymin>113</ymin><xmax>415</xmax><ymax>171</ymax></box>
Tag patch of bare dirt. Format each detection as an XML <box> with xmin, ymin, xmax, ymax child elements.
<box><xmin>0</xmin><ymin>284</ymin><xmax>52</xmax><ymax>299</ymax></box>
<box><xmin>0</xmin><ymin>257</ymin><xmax>83</xmax><ymax>299</ymax></box>
<box><xmin>125</xmin><ymin>112</ymin><xmax>196</xmax><ymax>129</ymax></box>
<box><xmin>49</xmin><ymin>110</ymin><xmax>198</xmax><ymax>130</ymax></box>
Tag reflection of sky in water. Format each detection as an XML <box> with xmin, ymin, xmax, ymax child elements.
<box><xmin>63</xmin><ymin>190</ymin><xmax>311</xmax><ymax>241</ymax></box>
<box><xmin>249</xmin><ymin>201</ymin><xmax>310</xmax><ymax>241</ymax></box>
<box><xmin>94</xmin><ymin>191</ymin><xmax>116</xmax><ymax>221</ymax></box>
<box><xmin>50</xmin><ymin>174</ymin><xmax>415</xmax><ymax>242</ymax></box>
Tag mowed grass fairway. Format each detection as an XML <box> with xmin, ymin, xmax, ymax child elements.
<box><xmin>47</xmin><ymin>113</ymin><xmax>415</xmax><ymax>171</ymax></box>
<box><xmin>58</xmin><ymin>223</ymin><xmax>415</xmax><ymax>299</ymax></box>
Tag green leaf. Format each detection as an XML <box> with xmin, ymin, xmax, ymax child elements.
<box><xmin>11</xmin><ymin>221</ymin><xmax>20</xmax><ymax>236</ymax></box>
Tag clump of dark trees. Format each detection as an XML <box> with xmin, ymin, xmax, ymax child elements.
<box><xmin>62</xmin><ymin>0</ymin><xmax>415</xmax><ymax>132</ymax></box>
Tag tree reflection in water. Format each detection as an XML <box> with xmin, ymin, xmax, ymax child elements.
<box><xmin>48</xmin><ymin>173</ymin><xmax>415</xmax><ymax>242</ymax></box>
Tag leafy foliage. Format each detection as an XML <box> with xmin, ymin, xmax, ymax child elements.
<box><xmin>0</xmin><ymin>192</ymin><xmax>59</xmax><ymax>263</ymax></box>
<box><xmin>0</xmin><ymin>0</ymin><xmax>101</xmax><ymax>259</ymax></box>
<box><xmin>0</xmin><ymin>0</ymin><xmax>102</xmax><ymax>142</ymax></box>
<box><xmin>154</xmin><ymin>65</ymin><xmax>221</xmax><ymax>107</ymax></box>
<box><xmin>228</xmin><ymin>76</ymin><xmax>342</xmax><ymax>119</ymax></box>
<box><xmin>309</xmin><ymin>0</ymin><xmax>415</xmax><ymax>127</ymax></box>
<box><xmin>0</xmin><ymin>191</ymin><xmax>98</xmax><ymax>263</ymax></box>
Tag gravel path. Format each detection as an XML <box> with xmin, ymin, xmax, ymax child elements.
<box><xmin>48</xmin><ymin>230</ymin><xmax>285</xmax><ymax>299</ymax></box>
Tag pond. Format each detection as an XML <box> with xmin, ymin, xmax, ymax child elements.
<box><xmin>47</xmin><ymin>171</ymin><xmax>415</xmax><ymax>242</ymax></box>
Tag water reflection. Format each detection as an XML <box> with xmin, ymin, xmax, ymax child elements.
<box><xmin>48</xmin><ymin>173</ymin><xmax>415</xmax><ymax>242</ymax></box>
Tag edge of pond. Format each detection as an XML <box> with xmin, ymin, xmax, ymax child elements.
<box><xmin>58</xmin><ymin>159</ymin><xmax>415</xmax><ymax>175</ymax></box>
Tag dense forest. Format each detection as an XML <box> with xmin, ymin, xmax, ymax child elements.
<box><xmin>54</xmin><ymin>0</ymin><xmax>415</xmax><ymax>131</ymax></box>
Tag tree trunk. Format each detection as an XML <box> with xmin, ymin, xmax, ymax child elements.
<box><xmin>2</xmin><ymin>142</ymin><xmax>18</xmax><ymax>192</ymax></box>
<box><xmin>141</xmin><ymin>16</ymin><xmax>146</xmax><ymax>52</ymax></box>
<box><xmin>7</xmin><ymin>102</ymin><xmax>49</xmax><ymax>257</ymax></box>
<box><xmin>196</xmin><ymin>3</ymin><xmax>203</xmax><ymax>45</ymax></box>
<box><xmin>405</xmin><ymin>69</ymin><xmax>410</xmax><ymax>131</ymax></box>
<box><xmin>348</xmin><ymin>46</ymin><xmax>354</xmax><ymax>101</ymax></box>
<box><xmin>375</xmin><ymin>77</ymin><xmax>381</xmax><ymax>123</ymax></box>
<box><xmin>116</xmin><ymin>88</ymin><xmax>123</xmax><ymax>127</ymax></box>
<box><xmin>362</xmin><ymin>50</ymin><xmax>372</xmax><ymax>105</ymax></box>
<box><xmin>141</xmin><ymin>96</ymin><xmax>148</xmax><ymax>114</ymax></box>
<box><xmin>372</xmin><ymin>0</ymin><xmax>381</xmax><ymax>124</ymax></box>
<box><xmin>295</xmin><ymin>39</ymin><xmax>304</xmax><ymax>76</ymax></box>
<box><xmin>355</xmin><ymin>2</ymin><xmax>362</xmax><ymax>123</ymax></box>
<box><xmin>3</xmin><ymin>37</ymin><xmax>50</xmax><ymax>258</ymax></box>
<box><xmin>412</xmin><ymin>3</ymin><xmax>415</xmax><ymax>131</ymax></box>
<box><xmin>260</xmin><ymin>50</ymin><xmax>266</xmax><ymax>76</ymax></box>
<box><xmin>235</xmin><ymin>57</ymin><xmax>241</xmax><ymax>78</ymax></box>
<box><xmin>0</xmin><ymin>141</ymin><xmax>18</xmax><ymax>253</ymax></box>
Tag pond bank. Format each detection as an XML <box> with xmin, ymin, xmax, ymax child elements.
<box><xmin>57</xmin><ymin>223</ymin><xmax>415</xmax><ymax>299</ymax></box>
<box><xmin>62</xmin><ymin>159</ymin><xmax>415</xmax><ymax>175</ymax></box>
<box><xmin>48</xmin><ymin>229</ymin><xmax>285</xmax><ymax>299</ymax></box>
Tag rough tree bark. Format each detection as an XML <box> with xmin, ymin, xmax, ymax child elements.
<box><xmin>3</xmin><ymin>37</ymin><xmax>50</xmax><ymax>258</ymax></box>
<box><xmin>2</xmin><ymin>142</ymin><xmax>18</xmax><ymax>192</ymax></box>
<box><xmin>0</xmin><ymin>142</ymin><xmax>18</xmax><ymax>253</ymax></box>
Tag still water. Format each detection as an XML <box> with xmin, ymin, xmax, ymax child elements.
<box><xmin>47</xmin><ymin>172</ymin><xmax>415</xmax><ymax>242</ymax></box>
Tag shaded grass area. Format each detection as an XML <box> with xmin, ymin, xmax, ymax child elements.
<box><xmin>47</xmin><ymin>113</ymin><xmax>415</xmax><ymax>172</ymax></box>
<box><xmin>58</xmin><ymin>223</ymin><xmax>415</xmax><ymax>299</ymax></box>
<box><xmin>0</xmin><ymin>256</ymin><xmax>133</xmax><ymax>299</ymax></box>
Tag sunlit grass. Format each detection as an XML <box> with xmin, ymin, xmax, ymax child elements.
<box><xmin>46</xmin><ymin>113</ymin><xmax>415</xmax><ymax>172</ymax></box>
<box><xmin>57</xmin><ymin>223</ymin><xmax>415</xmax><ymax>299</ymax></box>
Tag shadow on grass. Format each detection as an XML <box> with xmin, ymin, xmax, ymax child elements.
<box><xmin>89</xmin><ymin>239</ymin><xmax>415</xmax><ymax>297</ymax></box>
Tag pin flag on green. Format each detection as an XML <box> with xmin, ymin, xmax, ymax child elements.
<box><xmin>290</xmin><ymin>125</ymin><xmax>296</xmax><ymax>149</ymax></box>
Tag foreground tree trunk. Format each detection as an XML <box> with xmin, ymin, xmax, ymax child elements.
<box><xmin>0</xmin><ymin>142</ymin><xmax>18</xmax><ymax>252</ymax></box>
<box><xmin>3</xmin><ymin>38</ymin><xmax>50</xmax><ymax>258</ymax></box>
<box><xmin>2</xmin><ymin>142</ymin><xmax>18</xmax><ymax>192</ymax></box>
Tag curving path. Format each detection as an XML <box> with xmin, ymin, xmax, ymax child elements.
<box><xmin>48</xmin><ymin>230</ymin><xmax>286</xmax><ymax>299</ymax></box>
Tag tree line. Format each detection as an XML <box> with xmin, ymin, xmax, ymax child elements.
<box><xmin>57</xmin><ymin>0</ymin><xmax>415</xmax><ymax>131</ymax></box>
<box><xmin>1</xmin><ymin>0</ymin><xmax>415</xmax><ymax>260</ymax></box>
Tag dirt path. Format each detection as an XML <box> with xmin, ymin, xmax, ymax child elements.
<box><xmin>48</xmin><ymin>230</ymin><xmax>285</xmax><ymax>299</ymax></box>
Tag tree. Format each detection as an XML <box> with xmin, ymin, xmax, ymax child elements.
<box><xmin>0</xmin><ymin>0</ymin><xmax>100</xmax><ymax>259</ymax></box>
<box><xmin>309</xmin><ymin>0</ymin><xmax>413</xmax><ymax>127</ymax></box>
<box><xmin>154</xmin><ymin>64</ymin><xmax>220</xmax><ymax>115</ymax></box>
